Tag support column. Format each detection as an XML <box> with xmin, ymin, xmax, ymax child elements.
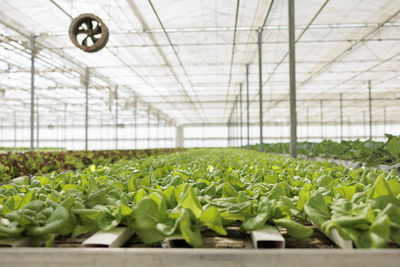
<box><xmin>36</xmin><ymin>96</ymin><xmax>39</xmax><ymax>149</ymax></box>
<box><xmin>166</xmin><ymin>122</ymin><xmax>170</xmax><ymax>148</ymax></box>
<box><xmin>257</xmin><ymin>29</ymin><xmax>264</xmax><ymax>152</ymax></box>
<box><xmin>383</xmin><ymin>107</ymin><xmax>386</xmax><ymax>134</ymax></box>
<box><xmin>320</xmin><ymin>100</ymin><xmax>323</xmax><ymax>139</ymax></box>
<box><xmin>230</xmin><ymin>116</ymin><xmax>233</xmax><ymax>147</ymax></box>
<box><xmin>57</xmin><ymin>121</ymin><xmax>60</xmax><ymax>148</ymax></box>
<box><xmin>368</xmin><ymin>80</ymin><xmax>372</xmax><ymax>139</ymax></box>
<box><xmin>227</xmin><ymin>118</ymin><xmax>231</xmax><ymax>147</ymax></box>
<box><xmin>100</xmin><ymin>114</ymin><xmax>103</xmax><ymax>149</ymax></box>
<box><xmin>157</xmin><ymin>113</ymin><xmax>160</xmax><ymax>148</ymax></box>
<box><xmin>306</xmin><ymin>107</ymin><xmax>309</xmax><ymax>139</ymax></box>
<box><xmin>71</xmin><ymin>120</ymin><xmax>75</xmax><ymax>150</ymax></box>
<box><xmin>115</xmin><ymin>85</ymin><xmax>118</xmax><ymax>150</ymax></box>
<box><xmin>288</xmin><ymin>0</ymin><xmax>297</xmax><ymax>157</ymax></box>
<box><xmin>13</xmin><ymin>111</ymin><xmax>17</xmax><ymax>149</ymax></box>
<box><xmin>64</xmin><ymin>104</ymin><xmax>67</xmax><ymax>149</ymax></box>
<box><xmin>85</xmin><ymin>67</ymin><xmax>89</xmax><ymax>150</ymax></box>
<box><xmin>246</xmin><ymin>64</ymin><xmax>250</xmax><ymax>150</ymax></box>
<box><xmin>30</xmin><ymin>34</ymin><xmax>35</xmax><ymax>152</ymax></box>
<box><xmin>235</xmin><ymin>95</ymin><xmax>238</xmax><ymax>147</ymax></box>
<box><xmin>147</xmin><ymin>105</ymin><xmax>150</xmax><ymax>148</ymax></box>
<box><xmin>202</xmin><ymin>123</ymin><xmax>205</xmax><ymax>147</ymax></box>
<box><xmin>340</xmin><ymin>93</ymin><xmax>343</xmax><ymax>140</ymax></box>
<box><xmin>134</xmin><ymin>97</ymin><xmax>137</xmax><ymax>149</ymax></box>
<box><xmin>236</xmin><ymin>95</ymin><xmax>238</xmax><ymax>147</ymax></box>
<box><xmin>176</xmin><ymin>125</ymin><xmax>184</xmax><ymax>148</ymax></box>
<box><xmin>239</xmin><ymin>83</ymin><xmax>243</xmax><ymax>147</ymax></box>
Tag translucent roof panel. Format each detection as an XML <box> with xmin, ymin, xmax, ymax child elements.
<box><xmin>0</xmin><ymin>0</ymin><xmax>399</xmax><ymax>127</ymax></box>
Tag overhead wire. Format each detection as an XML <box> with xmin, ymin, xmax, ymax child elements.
<box><xmin>147</xmin><ymin>0</ymin><xmax>208</xmax><ymax>123</ymax></box>
<box><xmin>223</xmin><ymin>0</ymin><xmax>241</xmax><ymax>120</ymax></box>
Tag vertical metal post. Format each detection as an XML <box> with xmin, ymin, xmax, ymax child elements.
<box><xmin>235</xmin><ymin>95</ymin><xmax>238</xmax><ymax>147</ymax></box>
<box><xmin>202</xmin><ymin>122</ymin><xmax>205</xmax><ymax>147</ymax></box>
<box><xmin>340</xmin><ymin>93</ymin><xmax>343</xmax><ymax>140</ymax></box>
<box><xmin>100</xmin><ymin>114</ymin><xmax>103</xmax><ymax>149</ymax></box>
<box><xmin>228</xmin><ymin>119</ymin><xmax>230</xmax><ymax>147</ymax></box>
<box><xmin>147</xmin><ymin>105</ymin><xmax>150</xmax><ymax>148</ymax></box>
<box><xmin>368</xmin><ymin>80</ymin><xmax>372</xmax><ymax>139</ymax></box>
<box><xmin>239</xmin><ymin>83</ymin><xmax>243</xmax><ymax>147</ymax></box>
<box><xmin>131</xmin><ymin>112</ymin><xmax>134</xmax><ymax>148</ymax></box>
<box><xmin>306</xmin><ymin>107</ymin><xmax>309</xmax><ymax>139</ymax></box>
<box><xmin>257</xmin><ymin>29</ymin><xmax>264</xmax><ymax>152</ymax></box>
<box><xmin>236</xmin><ymin>102</ymin><xmax>238</xmax><ymax>147</ymax></box>
<box><xmin>227</xmin><ymin>117</ymin><xmax>231</xmax><ymax>147</ymax></box>
<box><xmin>383</xmin><ymin>107</ymin><xmax>386</xmax><ymax>134</ymax></box>
<box><xmin>134</xmin><ymin>97</ymin><xmax>137</xmax><ymax>149</ymax></box>
<box><xmin>13</xmin><ymin>111</ymin><xmax>17</xmax><ymax>149</ymax></box>
<box><xmin>57</xmin><ymin>121</ymin><xmax>60</xmax><ymax>148</ymax></box>
<box><xmin>166</xmin><ymin>121</ymin><xmax>169</xmax><ymax>148</ymax></box>
<box><xmin>288</xmin><ymin>0</ymin><xmax>297</xmax><ymax>157</ymax></box>
<box><xmin>165</xmin><ymin>120</ymin><xmax>168</xmax><ymax>148</ymax></box>
<box><xmin>232</xmin><ymin>108</ymin><xmax>235</xmax><ymax>147</ymax></box>
<box><xmin>233</xmin><ymin>103</ymin><xmax>239</xmax><ymax>147</ymax></box>
<box><xmin>233</xmin><ymin>98</ymin><xmax>235</xmax><ymax>147</ymax></box>
<box><xmin>231</xmin><ymin>111</ymin><xmax>233</xmax><ymax>147</ymax></box>
<box><xmin>236</xmin><ymin>97</ymin><xmax>239</xmax><ymax>147</ymax></box>
<box><xmin>320</xmin><ymin>100</ymin><xmax>323</xmax><ymax>139</ymax></box>
<box><xmin>85</xmin><ymin>67</ymin><xmax>89</xmax><ymax>150</ymax></box>
<box><xmin>30</xmin><ymin>34</ymin><xmax>35</xmax><ymax>152</ymax></box>
<box><xmin>228</xmin><ymin>117</ymin><xmax>230</xmax><ymax>147</ymax></box>
<box><xmin>64</xmin><ymin>104</ymin><xmax>67</xmax><ymax>149</ymax></box>
<box><xmin>36</xmin><ymin>96</ymin><xmax>39</xmax><ymax>149</ymax></box>
<box><xmin>157</xmin><ymin>113</ymin><xmax>160</xmax><ymax>148</ymax></box>
<box><xmin>235</xmin><ymin>103</ymin><xmax>238</xmax><ymax>147</ymax></box>
<box><xmin>115</xmin><ymin>85</ymin><xmax>118</xmax><ymax>150</ymax></box>
<box><xmin>71</xmin><ymin>120</ymin><xmax>74</xmax><ymax>150</ymax></box>
<box><xmin>246</xmin><ymin>64</ymin><xmax>250</xmax><ymax>149</ymax></box>
<box><xmin>130</xmin><ymin>114</ymin><xmax>133</xmax><ymax>148</ymax></box>
<box><xmin>176</xmin><ymin>125</ymin><xmax>184</xmax><ymax>147</ymax></box>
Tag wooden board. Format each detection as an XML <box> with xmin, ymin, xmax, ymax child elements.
<box><xmin>0</xmin><ymin>248</ymin><xmax>399</xmax><ymax>267</ymax></box>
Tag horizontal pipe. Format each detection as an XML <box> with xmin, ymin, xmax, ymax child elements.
<box><xmin>37</xmin><ymin>22</ymin><xmax>400</xmax><ymax>36</ymax></box>
<box><xmin>1</xmin><ymin>120</ymin><xmax>399</xmax><ymax>128</ymax></box>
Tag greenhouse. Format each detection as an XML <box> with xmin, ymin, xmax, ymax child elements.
<box><xmin>0</xmin><ymin>0</ymin><xmax>399</xmax><ymax>266</ymax></box>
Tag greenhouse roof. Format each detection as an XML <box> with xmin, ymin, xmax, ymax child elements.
<box><xmin>0</xmin><ymin>0</ymin><xmax>400</xmax><ymax>126</ymax></box>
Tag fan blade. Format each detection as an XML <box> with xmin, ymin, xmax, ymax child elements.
<box><xmin>82</xmin><ymin>36</ymin><xmax>89</xmax><ymax>46</ymax></box>
<box><xmin>93</xmin><ymin>25</ymin><xmax>102</xmax><ymax>35</ymax></box>
<box><xmin>90</xmin><ymin>20</ymin><xmax>96</xmax><ymax>30</ymax></box>
<box><xmin>84</xmin><ymin>20</ymin><xmax>93</xmax><ymax>31</ymax></box>
<box><xmin>77</xmin><ymin>28</ymin><xmax>87</xmax><ymax>34</ymax></box>
<box><xmin>90</xmin><ymin>36</ymin><xmax>99</xmax><ymax>44</ymax></box>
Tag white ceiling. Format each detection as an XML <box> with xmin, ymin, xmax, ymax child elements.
<box><xmin>0</xmin><ymin>0</ymin><xmax>399</xmax><ymax>127</ymax></box>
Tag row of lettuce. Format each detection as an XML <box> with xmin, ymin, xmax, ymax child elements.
<box><xmin>251</xmin><ymin>134</ymin><xmax>400</xmax><ymax>168</ymax></box>
<box><xmin>0</xmin><ymin>148</ymin><xmax>399</xmax><ymax>248</ymax></box>
<box><xmin>0</xmin><ymin>148</ymin><xmax>183</xmax><ymax>183</ymax></box>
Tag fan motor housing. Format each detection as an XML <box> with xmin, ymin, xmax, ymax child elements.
<box><xmin>69</xmin><ymin>13</ymin><xmax>109</xmax><ymax>53</ymax></box>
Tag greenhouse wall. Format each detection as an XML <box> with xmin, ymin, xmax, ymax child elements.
<box><xmin>1</xmin><ymin>122</ymin><xmax>399</xmax><ymax>149</ymax></box>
